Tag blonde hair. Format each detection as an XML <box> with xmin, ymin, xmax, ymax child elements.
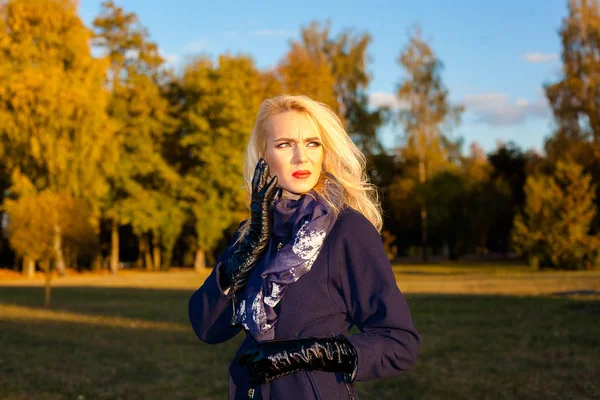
<box><xmin>237</xmin><ymin>94</ymin><xmax>382</xmax><ymax>240</ymax></box>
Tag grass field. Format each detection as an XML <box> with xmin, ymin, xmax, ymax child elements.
<box><xmin>1</xmin><ymin>265</ymin><xmax>599</xmax><ymax>399</ymax></box>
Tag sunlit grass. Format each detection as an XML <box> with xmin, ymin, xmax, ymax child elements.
<box><xmin>389</xmin><ymin>262</ymin><xmax>600</xmax><ymax>297</ymax></box>
<box><xmin>0</xmin><ymin>304</ymin><xmax>188</xmax><ymax>332</ymax></box>
<box><xmin>4</xmin><ymin>263</ymin><xmax>599</xmax><ymax>298</ymax></box>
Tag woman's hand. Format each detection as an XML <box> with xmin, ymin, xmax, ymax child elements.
<box><xmin>219</xmin><ymin>158</ymin><xmax>281</xmax><ymax>294</ymax></box>
<box><xmin>237</xmin><ymin>336</ymin><xmax>358</xmax><ymax>385</ymax></box>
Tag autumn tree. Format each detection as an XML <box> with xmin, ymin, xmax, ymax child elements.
<box><xmin>512</xmin><ymin>159</ymin><xmax>600</xmax><ymax>270</ymax></box>
<box><xmin>5</xmin><ymin>172</ymin><xmax>97</xmax><ymax>306</ymax></box>
<box><xmin>279</xmin><ymin>21</ymin><xmax>387</xmax><ymax>159</ymax></box>
<box><xmin>393</xmin><ymin>26</ymin><xmax>464</xmax><ymax>262</ymax></box>
<box><xmin>544</xmin><ymin>0</ymin><xmax>600</xmax><ymax>233</ymax></box>
<box><xmin>93</xmin><ymin>1</ymin><xmax>182</xmax><ymax>272</ymax></box>
<box><xmin>0</xmin><ymin>0</ymin><xmax>116</xmax><ymax>276</ymax></box>
<box><xmin>546</xmin><ymin>0</ymin><xmax>600</xmax><ymax>142</ymax></box>
<box><xmin>0</xmin><ymin>157</ymin><xmax>12</xmax><ymax>270</ymax></box>
<box><xmin>278</xmin><ymin>22</ymin><xmax>338</xmax><ymax>110</ymax></box>
<box><xmin>172</xmin><ymin>55</ymin><xmax>266</xmax><ymax>270</ymax></box>
<box><xmin>327</xmin><ymin>24</ymin><xmax>387</xmax><ymax>156</ymax></box>
<box><xmin>5</xmin><ymin>190</ymin><xmax>64</xmax><ymax>307</ymax></box>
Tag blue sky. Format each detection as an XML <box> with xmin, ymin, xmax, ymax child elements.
<box><xmin>79</xmin><ymin>0</ymin><xmax>570</xmax><ymax>155</ymax></box>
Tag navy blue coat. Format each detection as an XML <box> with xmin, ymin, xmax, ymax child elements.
<box><xmin>189</xmin><ymin>207</ymin><xmax>420</xmax><ymax>399</ymax></box>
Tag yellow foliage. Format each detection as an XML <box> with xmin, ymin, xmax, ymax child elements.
<box><xmin>511</xmin><ymin>159</ymin><xmax>600</xmax><ymax>270</ymax></box>
<box><xmin>396</xmin><ymin>26</ymin><xmax>464</xmax><ymax>182</ymax></box>
<box><xmin>0</xmin><ymin>0</ymin><xmax>117</xmax><ymax>212</ymax></box>
<box><xmin>278</xmin><ymin>42</ymin><xmax>338</xmax><ymax>111</ymax></box>
<box><xmin>4</xmin><ymin>190</ymin><xmax>97</xmax><ymax>263</ymax></box>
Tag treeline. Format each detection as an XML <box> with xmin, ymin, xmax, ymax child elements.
<box><xmin>1</xmin><ymin>0</ymin><xmax>599</xmax><ymax>279</ymax></box>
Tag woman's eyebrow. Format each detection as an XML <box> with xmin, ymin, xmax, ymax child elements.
<box><xmin>273</xmin><ymin>136</ymin><xmax>321</xmax><ymax>143</ymax></box>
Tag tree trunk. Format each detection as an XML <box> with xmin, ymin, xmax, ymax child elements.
<box><xmin>110</xmin><ymin>218</ymin><xmax>119</xmax><ymax>274</ymax></box>
<box><xmin>64</xmin><ymin>245</ymin><xmax>78</xmax><ymax>271</ymax></box>
<box><xmin>135</xmin><ymin>252</ymin><xmax>143</xmax><ymax>269</ymax></box>
<box><xmin>53</xmin><ymin>225</ymin><xmax>66</xmax><ymax>276</ymax></box>
<box><xmin>479</xmin><ymin>230</ymin><xmax>488</xmax><ymax>256</ymax></box>
<box><xmin>420</xmin><ymin>204</ymin><xmax>428</xmax><ymax>263</ymax></box>
<box><xmin>42</xmin><ymin>260</ymin><xmax>52</xmax><ymax>308</ymax></box>
<box><xmin>418</xmin><ymin>158</ymin><xmax>428</xmax><ymax>263</ymax></box>
<box><xmin>152</xmin><ymin>234</ymin><xmax>161</xmax><ymax>271</ymax></box>
<box><xmin>63</xmin><ymin>246</ymin><xmax>71</xmax><ymax>270</ymax></box>
<box><xmin>92</xmin><ymin>253</ymin><xmax>102</xmax><ymax>271</ymax></box>
<box><xmin>23</xmin><ymin>256</ymin><xmax>35</xmax><ymax>278</ymax></box>
<box><xmin>162</xmin><ymin>240</ymin><xmax>176</xmax><ymax>271</ymax></box>
<box><xmin>194</xmin><ymin>248</ymin><xmax>206</xmax><ymax>272</ymax></box>
<box><xmin>141</xmin><ymin>235</ymin><xmax>153</xmax><ymax>270</ymax></box>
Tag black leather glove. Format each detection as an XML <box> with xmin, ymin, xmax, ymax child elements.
<box><xmin>236</xmin><ymin>336</ymin><xmax>358</xmax><ymax>385</ymax></box>
<box><xmin>219</xmin><ymin>158</ymin><xmax>281</xmax><ymax>294</ymax></box>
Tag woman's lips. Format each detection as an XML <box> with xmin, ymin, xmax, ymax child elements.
<box><xmin>292</xmin><ymin>170</ymin><xmax>311</xmax><ymax>179</ymax></box>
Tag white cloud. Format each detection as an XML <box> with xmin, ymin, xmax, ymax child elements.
<box><xmin>463</xmin><ymin>92</ymin><xmax>550</xmax><ymax>126</ymax></box>
<box><xmin>158</xmin><ymin>48</ymin><xmax>182</xmax><ymax>70</ymax></box>
<box><xmin>163</xmin><ymin>53</ymin><xmax>180</xmax><ymax>65</ymax></box>
<box><xmin>368</xmin><ymin>91</ymin><xmax>549</xmax><ymax>126</ymax></box>
<box><xmin>182</xmin><ymin>39</ymin><xmax>209</xmax><ymax>54</ymax></box>
<box><xmin>515</xmin><ymin>98</ymin><xmax>529</xmax><ymax>107</ymax></box>
<box><xmin>368</xmin><ymin>92</ymin><xmax>408</xmax><ymax>110</ymax></box>
<box><xmin>251</xmin><ymin>29</ymin><xmax>295</xmax><ymax>38</ymax></box>
<box><xmin>223</xmin><ymin>31</ymin><xmax>240</xmax><ymax>41</ymax></box>
<box><xmin>521</xmin><ymin>52</ymin><xmax>559</xmax><ymax>63</ymax></box>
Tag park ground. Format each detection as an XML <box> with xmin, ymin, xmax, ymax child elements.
<box><xmin>1</xmin><ymin>263</ymin><xmax>599</xmax><ymax>399</ymax></box>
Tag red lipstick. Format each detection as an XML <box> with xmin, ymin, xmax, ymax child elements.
<box><xmin>292</xmin><ymin>170</ymin><xmax>311</xmax><ymax>179</ymax></box>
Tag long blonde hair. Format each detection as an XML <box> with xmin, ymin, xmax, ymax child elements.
<box><xmin>238</xmin><ymin>94</ymin><xmax>382</xmax><ymax>240</ymax></box>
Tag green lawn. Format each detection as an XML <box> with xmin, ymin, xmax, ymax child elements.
<box><xmin>1</xmin><ymin>271</ymin><xmax>599</xmax><ymax>399</ymax></box>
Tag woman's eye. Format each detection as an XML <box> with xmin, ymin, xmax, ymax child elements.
<box><xmin>275</xmin><ymin>141</ymin><xmax>320</xmax><ymax>148</ymax></box>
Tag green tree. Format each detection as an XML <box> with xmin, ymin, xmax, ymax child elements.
<box><xmin>0</xmin><ymin>0</ymin><xmax>116</xmax><ymax>276</ymax></box>
<box><xmin>93</xmin><ymin>1</ymin><xmax>181</xmax><ymax>272</ymax></box>
<box><xmin>512</xmin><ymin>159</ymin><xmax>600</xmax><ymax>270</ymax></box>
<box><xmin>486</xmin><ymin>141</ymin><xmax>530</xmax><ymax>253</ymax></box>
<box><xmin>173</xmin><ymin>54</ymin><xmax>265</xmax><ymax>270</ymax></box>
<box><xmin>460</xmin><ymin>143</ymin><xmax>512</xmax><ymax>258</ymax></box>
<box><xmin>393</xmin><ymin>25</ymin><xmax>464</xmax><ymax>262</ymax></box>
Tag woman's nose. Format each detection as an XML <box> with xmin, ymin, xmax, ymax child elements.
<box><xmin>292</xmin><ymin>145</ymin><xmax>308</xmax><ymax>164</ymax></box>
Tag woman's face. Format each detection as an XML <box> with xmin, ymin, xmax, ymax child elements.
<box><xmin>264</xmin><ymin>111</ymin><xmax>324</xmax><ymax>198</ymax></box>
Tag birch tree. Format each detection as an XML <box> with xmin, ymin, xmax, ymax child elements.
<box><xmin>394</xmin><ymin>26</ymin><xmax>463</xmax><ymax>262</ymax></box>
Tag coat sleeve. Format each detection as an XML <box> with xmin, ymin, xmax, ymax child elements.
<box><xmin>188</xmin><ymin>221</ymin><xmax>245</xmax><ymax>344</ymax></box>
<box><xmin>328</xmin><ymin>210</ymin><xmax>421</xmax><ymax>382</ymax></box>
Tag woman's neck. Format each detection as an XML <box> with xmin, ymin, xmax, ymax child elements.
<box><xmin>282</xmin><ymin>189</ymin><xmax>301</xmax><ymax>200</ymax></box>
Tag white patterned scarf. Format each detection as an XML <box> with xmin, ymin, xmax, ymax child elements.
<box><xmin>232</xmin><ymin>173</ymin><xmax>344</xmax><ymax>341</ymax></box>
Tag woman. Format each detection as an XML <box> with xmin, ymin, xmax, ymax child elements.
<box><xmin>189</xmin><ymin>95</ymin><xmax>420</xmax><ymax>399</ymax></box>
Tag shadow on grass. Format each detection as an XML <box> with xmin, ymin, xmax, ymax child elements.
<box><xmin>0</xmin><ymin>286</ymin><xmax>194</xmax><ymax>324</ymax></box>
<box><xmin>398</xmin><ymin>270</ymin><xmax>468</xmax><ymax>275</ymax></box>
<box><xmin>552</xmin><ymin>289</ymin><xmax>600</xmax><ymax>296</ymax></box>
<box><xmin>1</xmin><ymin>287</ymin><xmax>599</xmax><ymax>400</ymax></box>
